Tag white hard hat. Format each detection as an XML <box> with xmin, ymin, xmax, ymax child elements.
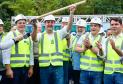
<box><xmin>0</xmin><ymin>19</ymin><xmax>4</xmax><ymax>25</ymax></box>
<box><xmin>44</xmin><ymin>15</ymin><xmax>55</xmax><ymax>21</ymax></box>
<box><xmin>99</xmin><ymin>27</ymin><xmax>104</xmax><ymax>33</ymax></box>
<box><xmin>90</xmin><ymin>17</ymin><xmax>102</xmax><ymax>26</ymax></box>
<box><xmin>62</xmin><ymin>17</ymin><xmax>69</xmax><ymax>22</ymax></box>
<box><xmin>76</xmin><ymin>19</ymin><xmax>87</xmax><ymax>27</ymax></box>
<box><xmin>14</xmin><ymin>14</ymin><xmax>26</xmax><ymax>23</ymax></box>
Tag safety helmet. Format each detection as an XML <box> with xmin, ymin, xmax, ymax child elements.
<box><xmin>14</xmin><ymin>14</ymin><xmax>26</xmax><ymax>23</ymax></box>
<box><xmin>62</xmin><ymin>17</ymin><xmax>69</xmax><ymax>22</ymax></box>
<box><xmin>44</xmin><ymin>15</ymin><xmax>55</xmax><ymax>21</ymax></box>
<box><xmin>76</xmin><ymin>19</ymin><xmax>87</xmax><ymax>27</ymax></box>
<box><xmin>90</xmin><ymin>17</ymin><xmax>102</xmax><ymax>26</ymax></box>
<box><xmin>0</xmin><ymin>19</ymin><xmax>4</xmax><ymax>25</ymax></box>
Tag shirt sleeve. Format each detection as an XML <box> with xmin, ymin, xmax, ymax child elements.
<box><xmin>58</xmin><ymin>26</ymin><xmax>68</xmax><ymax>40</ymax></box>
<box><xmin>0</xmin><ymin>39</ymin><xmax>14</xmax><ymax>50</ymax></box>
<box><xmin>37</xmin><ymin>33</ymin><xmax>41</xmax><ymax>42</ymax></box>
<box><xmin>2</xmin><ymin>32</ymin><xmax>13</xmax><ymax>64</ymax></box>
<box><xmin>29</xmin><ymin>39</ymin><xmax>34</xmax><ymax>65</ymax></box>
<box><xmin>77</xmin><ymin>36</ymin><xmax>83</xmax><ymax>46</ymax></box>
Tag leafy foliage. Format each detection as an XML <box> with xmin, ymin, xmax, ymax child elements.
<box><xmin>0</xmin><ymin>0</ymin><xmax>123</xmax><ymax>31</ymax></box>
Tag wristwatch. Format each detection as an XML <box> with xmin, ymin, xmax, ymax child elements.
<box><xmin>89</xmin><ymin>45</ymin><xmax>93</xmax><ymax>49</ymax></box>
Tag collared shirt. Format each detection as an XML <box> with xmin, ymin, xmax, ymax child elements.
<box><xmin>37</xmin><ymin>26</ymin><xmax>68</xmax><ymax>42</ymax></box>
<box><xmin>69</xmin><ymin>33</ymin><xmax>82</xmax><ymax>49</ymax></box>
<box><xmin>103</xmin><ymin>33</ymin><xmax>123</xmax><ymax>58</ymax></box>
<box><xmin>2</xmin><ymin>30</ymin><xmax>34</xmax><ymax>65</ymax></box>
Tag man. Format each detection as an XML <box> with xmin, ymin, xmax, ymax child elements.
<box><xmin>61</xmin><ymin>16</ymin><xmax>71</xmax><ymax>84</ymax></box>
<box><xmin>76</xmin><ymin>17</ymin><xmax>104</xmax><ymax>84</ymax></box>
<box><xmin>0</xmin><ymin>19</ymin><xmax>11</xmax><ymax>84</ymax></box>
<box><xmin>0</xmin><ymin>19</ymin><xmax>29</xmax><ymax>84</ymax></box>
<box><xmin>103</xmin><ymin>17</ymin><xmax>123</xmax><ymax>84</ymax></box>
<box><xmin>70</xmin><ymin>19</ymin><xmax>87</xmax><ymax>84</ymax></box>
<box><xmin>3</xmin><ymin>14</ymin><xmax>34</xmax><ymax>84</ymax></box>
<box><xmin>31</xmin><ymin>5</ymin><xmax>76</xmax><ymax>84</ymax></box>
<box><xmin>30</xmin><ymin>21</ymin><xmax>41</xmax><ymax>84</ymax></box>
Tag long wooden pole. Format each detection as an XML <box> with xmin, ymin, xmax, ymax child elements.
<box><xmin>36</xmin><ymin>0</ymin><xmax>86</xmax><ymax>19</ymax></box>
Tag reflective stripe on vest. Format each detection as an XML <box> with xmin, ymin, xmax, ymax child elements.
<box><xmin>104</xmin><ymin>36</ymin><xmax>123</xmax><ymax>74</ymax></box>
<box><xmin>71</xmin><ymin>35</ymin><xmax>81</xmax><ymax>51</ymax></box>
<box><xmin>63</xmin><ymin>49</ymin><xmax>70</xmax><ymax>61</ymax></box>
<box><xmin>11</xmin><ymin>32</ymin><xmax>30</xmax><ymax>68</ymax></box>
<box><xmin>0</xmin><ymin>33</ymin><xmax>5</xmax><ymax>70</ymax></box>
<box><xmin>80</xmin><ymin>33</ymin><xmax>104</xmax><ymax>72</ymax></box>
<box><xmin>39</xmin><ymin>32</ymin><xmax>63</xmax><ymax>67</ymax></box>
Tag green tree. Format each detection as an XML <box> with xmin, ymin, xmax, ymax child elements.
<box><xmin>9</xmin><ymin>0</ymin><xmax>36</xmax><ymax>15</ymax></box>
<box><xmin>0</xmin><ymin>1</ymin><xmax>14</xmax><ymax>32</ymax></box>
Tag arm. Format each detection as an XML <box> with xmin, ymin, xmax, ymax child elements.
<box><xmin>28</xmin><ymin>39</ymin><xmax>34</xmax><ymax>78</ymax></box>
<box><xmin>0</xmin><ymin>34</ymin><xmax>28</xmax><ymax>50</ymax></box>
<box><xmin>110</xmin><ymin>39</ymin><xmax>123</xmax><ymax>56</ymax></box>
<box><xmin>113</xmin><ymin>48</ymin><xmax>123</xmax><ymax>56</ymax></box>
<box><xmin>75</xmin><ymin>44</ymin><xmax>86</xmax><ymax>53</ymax></box>
<box><xmin>0</xmin><ymin>39</ymin><xmax>14</xmax><ymax>49</ymax></box>
<box><xmin>66</xmin><ymin>5</ymin><xmax>76</xmax><ymax>32</ymax></box>
<box><xmin>59</xmin><ymin>6</ymin><xmax>76</xmax><ymax>40</ymax></box>
<box><xmin>90</xmin><ymin>47</ymin><xmax>99</xmax><ymax>55</ymax></box>
<box><xmin>31</xmin><ymin>20</ymin><xmax>38</xmax><ymax>41</ymax></box>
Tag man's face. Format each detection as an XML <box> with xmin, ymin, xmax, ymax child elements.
<box><xmin>90</xmin><ymin>23</ymin><xmax>100</xmax><ymax>35</ymax></box>
<box><xmin>61</xmin><ymin>22</ymin><xmax>68</xmax><ymax>28</ymax></box>
<box><xmin>110</xmin><ymin>20</ymin><xmax>122</xmax><ymax>35</ymax></box>
<box><xmin>77</xmin><ymin>26</ymin><xmax>85</xmax><ymax>33</ymax></box>
<box><xmin>16</xmin><ymin>20</ymin><xmax>26</xmax><ymax>32</ymax></box>
<box><xmin>0</xmin><ymin>24</ymin><xmax>4</xmax><ymax>33</ymax></box>
<box><xmin>45</xmin><ymin>20</ymin><xmax>55</xmax><ymax>31</ymax></box>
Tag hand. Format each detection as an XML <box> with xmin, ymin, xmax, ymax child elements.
<box><xmin>69</xmin><ymin>5</ymin><xmax>76</xmax><ymax>13</ymax></box>
<box><xmin>84</xmin><ymin>39</ymin><xmax>91</xmax><ymax>49</ymax></box>
<box><xmin>66</xmin><ymin>34</ymin><xmax>70</xmax><ymax>40</ymax></box>
<box><xmin>15</xmin><ymin>34</ymin><xmax>23</xmax><ymax>41</ymax></box>
<box><xmin>110</xmin><ymin>39</ymin><xmax>116</xmax><ymax>49</ymax></box>
<box><xmin>96</xmin><ymin>41</ymin><xmax>102</xmax><ymax>50</ymax></box>
<box><xmin>31</xmin><ymin>19</ymin><xmax>37</xmax><ymax>29</ymax></box>
<box><xmin>28</xmin><ymin>67</ymin><xmax>33</xmax><ymax>78</ymax></box>
<box><xmin>6</xmin><ymin>68</ymin><xmax>13</xmax><ymax>78</ymax></box>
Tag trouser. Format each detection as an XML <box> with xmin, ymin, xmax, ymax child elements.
<box><xmin>40</xmin><ymin>65</ymin><xmax>63</xmax><ymax>84</ymax></box>
<box><xmin>11</xmin><ymin>68</ymin><xmax>29</xmax><ymax>84</ymax></box>
<box><xmin>70</xmin><ymin>52</ymin><xmax>81</xmax><ymax>84</ymax></box>
<box><xmin>28</xmin><ymin>58</ymin><xmax>40</xmax><ymax>84</ymax></box>
<box><xmin>80</xmin><ymin>70</ymin><xmax>103</xmax><ymax>84</ymax></box>
<box><xmin>63</xmin><ymin>61</ymin><xmax>69</xmax><ymax>84</ymax></box>
<box><xmin>104</xmin><ymin>72</ymin><xmax>123</xmax><ymax>84</ymax></box>
<box><xmin>71</xmin><ymin>52</ymin><xmax>81</xmax><ymax>70</ymax></box>
<box><xmin>72</xmin><ymin>70</ymin><xmax>80</xmax><ymax>84</ymax></box>
<box><xmin>68</xmin><ymin>61</ymin><xmax>74</xmax><ymax>82</ymax></box>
